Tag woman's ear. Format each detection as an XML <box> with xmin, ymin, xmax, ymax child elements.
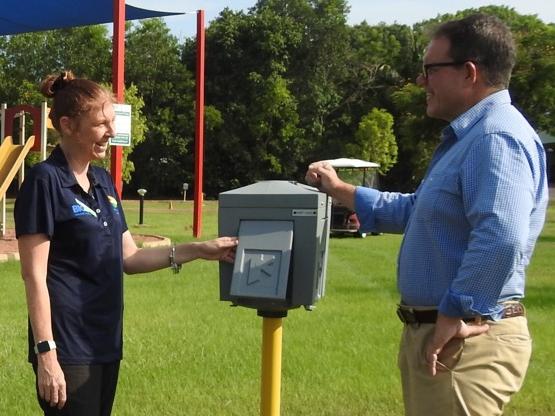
<box><xmin>58</xmin><ymin>116</ymin><xmax>74</xmax><ymax>137</ymax></box>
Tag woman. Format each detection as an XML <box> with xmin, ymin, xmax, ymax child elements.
<box><xmin>14</xmin><ymin>71</ymin><xmax>237</xmax><ymax>416</ymax></box>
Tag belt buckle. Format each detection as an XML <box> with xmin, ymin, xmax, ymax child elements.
<box><xmin>503</xmin><ymin>302</ymin><xmax>525</xmax><ymax>318</ymax></box>
<box><xmin>397</xmin><ymin>307</ymin><xmax>417</xmax><ymax>325</ymax></box>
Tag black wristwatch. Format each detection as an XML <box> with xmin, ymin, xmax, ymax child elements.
<box><xmin>34</xmin><ymin>340</ymin><xmax>56</xmax><ymax>354</ymax></box>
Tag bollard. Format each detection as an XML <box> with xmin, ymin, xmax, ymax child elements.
<box><xmin>137</xmin><ymin>188</ymin><xmax>147</xmax><ymax>225</ymax></box>
<box><xmin>183</xmin><ymin>182</ymin><xmax>189</xmax><ymax>202</ymax></box>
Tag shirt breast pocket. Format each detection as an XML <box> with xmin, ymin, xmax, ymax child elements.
<box><xmin>414</xmin><ymin>172</ymin><xmax>461</xmax><ymax>223</ymax></box>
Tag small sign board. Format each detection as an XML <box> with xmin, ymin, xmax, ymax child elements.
<box><xmin>110</xmin><ymin>104</ymin><xmax>132</xmax><ymax>146</ymax></box>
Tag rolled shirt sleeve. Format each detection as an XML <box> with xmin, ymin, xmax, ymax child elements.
<box><xmin>355</xmin><ymin>186</ymin><xmax>415</xmax><ymax>234</ymax></box>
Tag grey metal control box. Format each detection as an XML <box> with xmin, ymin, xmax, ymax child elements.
<box><xmin>219</xmin><ymin>181</ymin><xmax>330</xmax><ymax>312</ymax></box>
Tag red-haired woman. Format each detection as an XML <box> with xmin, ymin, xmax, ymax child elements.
<box><xmin>14</xmin><ymin>71</ymin><xmax>237</xmax><ymax>416</ymax></box>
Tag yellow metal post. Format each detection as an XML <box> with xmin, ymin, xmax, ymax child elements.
<box><xmin>260</xmin><ymin>316</ymin><xmax>283</xmax><ymax>416</ymax></box>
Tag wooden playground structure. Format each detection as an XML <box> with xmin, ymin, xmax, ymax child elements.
<box><xmin>0</xmin><ymin>103</ymin><xmax>49</xmax><ymax>239</ymax></box>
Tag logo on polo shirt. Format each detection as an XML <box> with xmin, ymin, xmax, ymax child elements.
<box><xmin>107</xmin><ymin>195</ymin><xmax>120</xmax><ymax>213</ymax></box>
<box><xmin>71</xmin><ymin>198</ymin><xmax>97</xmax><ymax>218</ymax></box>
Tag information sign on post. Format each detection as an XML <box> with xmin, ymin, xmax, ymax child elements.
<box><xmin>110</xmin><ymin>104</ymin><xmax>132</xmax><ymax>146</ymax></box>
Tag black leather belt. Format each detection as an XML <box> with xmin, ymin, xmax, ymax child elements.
<box><xmin>396</xmin><ymin>302</ymin><xmax>525</xmax><ymax>325</ymax></box>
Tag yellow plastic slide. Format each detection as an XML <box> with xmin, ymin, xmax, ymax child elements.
<box><xmin>0</xmin><ymin>135</ymin><xmax>35</xmax><ymax>200</ymax></box>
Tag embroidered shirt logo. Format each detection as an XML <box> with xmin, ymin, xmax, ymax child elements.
<box><xmin>71</xmin><ymin>198</ymin><xmax>97</xmax><ymax>218</ymax></box>
<box><xmin>107</xmin><ymin>195</ymin><xmax>118</xmax><ymax>209</ymax></box>
<box><xmin>107</xmin><ymin>195</ymin><xmax>120</xmax><ymax>214</ymax></box>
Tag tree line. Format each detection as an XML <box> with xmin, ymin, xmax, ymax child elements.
<box><xmin>1</xmin><ymin>1</ymin><xmax>553</xmax><ymax>198</ymax></box>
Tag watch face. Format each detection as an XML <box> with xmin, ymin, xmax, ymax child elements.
<box><xmin>37</xmin><ymin>341</ymin><xmax>50</xmax><ymax>353</ymax></box>
<box><xmin>35</xmin><ymin>341</ymin><xmax>55</xmax><ymax>354</ymax></box>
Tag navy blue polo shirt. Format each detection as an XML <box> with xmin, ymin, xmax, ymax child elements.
<box><xmin>14</xmin><ymin>145</ymin><xmax>128</xmax><ymax>365</ymax></box>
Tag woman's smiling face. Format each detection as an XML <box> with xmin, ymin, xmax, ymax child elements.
<box><xmin>63</xmin><ymin>98</ymin><xmax>116</xmax><ymax>161</ymax></box>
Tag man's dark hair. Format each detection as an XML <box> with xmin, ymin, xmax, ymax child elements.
<box><xmin>432</xmin><ymin>13</ymin><xmax>516</xmax><ymax>88</ymax></box>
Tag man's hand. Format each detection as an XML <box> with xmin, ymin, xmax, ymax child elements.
<box><xmin>426</xmin><ymin>313</ymin><xmax>489</xmax><ymax>376</ymax></box>
<box><xmin>305</xmin><ymin>161</ymin><xmax>356</xmax><ymax>209</ymax></box>
<box><xmin>305</xmin><ymin>161</ymin><xmax>341</xmax><ymax>194</ymax></box>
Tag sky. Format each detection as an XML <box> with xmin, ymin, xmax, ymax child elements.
<box><xmin>128</xmin><ymin>0</ymin><xmax>555</xmax><ymax>39</ymax></box>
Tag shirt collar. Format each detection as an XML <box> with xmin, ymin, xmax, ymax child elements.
<box><xmin>449</xmin><ymin>89</ymin><xmax>511</xmax><ymax>140</ymax></box>
<box><xmin>48</xmin><ymin>145</ymin><xmax>101</xmax><ymax>189</ymax></box>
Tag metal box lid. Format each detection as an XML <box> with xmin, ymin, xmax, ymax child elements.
<box><xmin>219</xmin><ymin>180</ymin><xmax>323</xmax><ymax>209</ymax></box>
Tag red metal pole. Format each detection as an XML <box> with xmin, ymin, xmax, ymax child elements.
<box><xmin>193</xmin><ymin>9</ymin><xmax>205</xmax><ymax>238</ymax></box>
<box><xmin>111</xmin><ymin>0</ymin><xmax>125</xmax><ymax>198</ymax></box>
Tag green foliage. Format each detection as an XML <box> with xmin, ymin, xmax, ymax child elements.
<box><xmin>389</xmin><ymin>83</ymin><xmax>445</xmax><ymax>188</ymax></box>
<box><xmin>509</xmin><ymin>20</ymin><xmax>555</xmax><ymax>135</ymax></box>
<box><xmin>348</xmin><ymin>22</ymin><xmax>419</xmax><ymax>83</ymax></box>
<box><xmin>348</xmin><ymin>108</ymin><xmax>397</xmax><ymax>174</ymax></box>
<box><xmin>92</xmin><ymin>84</ymin><xmax>148</xmax><ymax>184</ymax></box>
<box><xmin>0</xmin><ymin>25</ymin><xmax>140</xmax><ymax>183</ymax></box>
<box><xmin>187</xmin><ymin>5</ymin><xmax>309</xmax><ymax>193</ymax></box>
<box><xmin>0</xmin><ymin>26</ymin><xmax>111</xmax><ymax>104</ymax></box>
<box><xmin>124</xmin><ymin>19</ymin><xmax>197</xmax><ymax>197</ymax></box>
<box><xmin>1</xmin><ymin>4</ymin><xmax>553</xmax><ymax>196</ymax></box>
<box><xmin>412</xmin><ymin>5</ymin><xmax>555</xmax><ymax>137</ymax></box>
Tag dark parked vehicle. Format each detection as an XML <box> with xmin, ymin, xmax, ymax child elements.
<box><xmin>327</xmin><ymin>158</ymin><xmax>379</xmax><ymax>238</ymax></box>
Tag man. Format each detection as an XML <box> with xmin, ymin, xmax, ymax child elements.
<box><xmin>306</xmin><ymin>14</ymin><xmax>548</xmax><ymax>416</ymax></box>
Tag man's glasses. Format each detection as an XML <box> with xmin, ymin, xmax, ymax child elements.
<box><xmin>422</xmin><ymin>60</ymin><xmax>476</xmax><ymax>79</ymax></box>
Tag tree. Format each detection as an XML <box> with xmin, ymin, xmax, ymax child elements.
<box><xmin>387</xmin><ymin>5</ymin><xmax>555</xmax><ymax>190</ymax></box>
<box><xmin>283</xmin><ymin>0</ymin><xmax>353</xmax><ymax>162</ymax></box>
<box><xmin>413</xmin><ymin>6</ymin><xmax>555</xmax><ymax>135</ymax></box>
<box><xmin>184</xmin><ymin>6</ymin><xmax>307</xmax><ymax>194</ymax></box>
<box><xmin>93</xmin><ymin>84</ymin><xmax>148</xmax><ymax>184</ymax></box>
<box><xmin>1</xmin><ymin>6</ymin><xmax>552</xmax><ymax>196</ymax></box>
<box><xmin>183</xmin><ymin>0</ymin><xmax>359</xmax><ymax>194</ymax></box>
<box><xmin>389</xmin><ymin>83</ymin><xmax>445</xmax><ymax>189</ymax></box>
<box><xmin>125</xmin><ymin>19</ymin><xmax>197</xmax><ymax>197</ymax></box>
<box><xmin>347</xmin><ymin>108</ymin><xmax>397</xmax><ymax>175</ymax></box>
<box><xmin>0</xmin><ymin>26</ymin><xmax>147</xmax><ymax>182</ymax></box>
<box><xmin>0</xmin><ymin>26</ymin><xmax>111</xmax><ymax>105</ymax></box>
<box><xmin>505</xmin><ymin>14</ymin><xmax>555</xmax><ymax>135</ymax></box>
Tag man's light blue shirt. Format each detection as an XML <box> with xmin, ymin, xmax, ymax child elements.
<box><xmin>355</xmin><ymin>90</ymin><xmax>548</xmax><ymax>319</ymax></box>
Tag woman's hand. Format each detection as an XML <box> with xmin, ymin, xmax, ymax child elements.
<box><xmin>194</xmin><ymin>237</ymin><xmax>238</xmax><ymax>263</ymax></box>
<box><xmin>37</xmin><ymin>351</ymin><xmax>66</xmax><ymax>409</ymax></box>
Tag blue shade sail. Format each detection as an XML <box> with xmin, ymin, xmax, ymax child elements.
<box><xmin>0</xmin><ymin>0</ymin><xmax>183</xmax><ymax>36</ymax></box>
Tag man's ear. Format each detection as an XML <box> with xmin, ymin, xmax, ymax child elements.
<box><xmin>465</xmin><ymin>61</ymin><xmax>478</xmax><ymax>84</ymax></box>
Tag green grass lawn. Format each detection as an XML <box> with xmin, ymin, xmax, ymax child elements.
<box><xmin>1</xmin><ymin>199</ymin><xmax>553</xmax><ymax>415</ymax></box>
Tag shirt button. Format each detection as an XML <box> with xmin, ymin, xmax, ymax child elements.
<box><xmin>103</xmin><ymin>221</ymin><xmax>108</xmax><ymax>227</ymax></box>
<box><xmin>96</xmin><ymin>209</ymin><xmax>101</xmax><ymax>213</ymax></box>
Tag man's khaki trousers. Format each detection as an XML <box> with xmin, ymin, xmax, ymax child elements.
<box><xmin>398</xmin><ymin>316</ymin><xmax>531</xmax><ymax>416</ymax></box>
